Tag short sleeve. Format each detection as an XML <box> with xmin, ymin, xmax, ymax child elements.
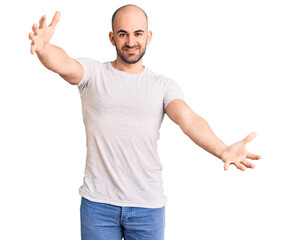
<box><xmin>75</xmin><ymin>57</ymin><xmax>101</xmax><ymax>92</ymax></box>
<box><xmin>163</xmin><ymin>79</ymin><xmax>185</xmax><ymax>113</ymax></box>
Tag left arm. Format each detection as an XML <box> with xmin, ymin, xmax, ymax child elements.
<box><xmin>165</xmin><ymin>99</ymin><xmax>261</xmax><ymax>171</ymax></box>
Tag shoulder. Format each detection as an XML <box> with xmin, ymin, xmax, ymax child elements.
<box><xmin>145</xmin><ymin>68</ymin><xmax>172</xmax><ymax>84</ymax></box>
<box><xmin>75</xmin><ymin>57</ymin><xmax>102</xmax><ymax>71</ymax></box>
<box><xmin>75</xmin><ymin>57</ymin><xmax>101</xmax><ymax>64</ymax></box>
<box><xmin>75</xmin><ymin>57</ymin><xmax>104</xmax><ymax>90</ymax></box>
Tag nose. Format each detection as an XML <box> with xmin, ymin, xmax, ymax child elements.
<box><xmin>126</xmin><ymin>35</ymin><xmax>136</xmax><ymax>47</ymax></box>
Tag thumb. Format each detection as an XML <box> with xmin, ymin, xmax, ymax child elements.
<box><xmin>224</xmin><ymin>162</ymin><xmax>230</xmax><ymax>171</ymax></box>
<box><xmin>242</xmin><ymin>132</ymin><xmax>256</xmax><ymax>144</ymax></box>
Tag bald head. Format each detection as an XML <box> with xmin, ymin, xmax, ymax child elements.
<box><xmin>111</xmin><ymin>4</ymin><xmax>148</xmax><ymax>32</ymax></box>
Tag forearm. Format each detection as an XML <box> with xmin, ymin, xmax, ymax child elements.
<box><xmin>182</xmin><ymin>116</ymin><xmax>227</xmax><ymax>159</ymax></box>
<box><xmin>36</xmin><ymin>43</ymin><xmax>72</xmax><ymax>76</ymax></box>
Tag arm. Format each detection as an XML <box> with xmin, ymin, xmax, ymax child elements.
<box><xmin>165</xmin><ymin>99</ymin><xmax>261</xmax><ymax>171</ymax></box>
<box><xmin>165</xmin><ymin>99</ymin><xmax>227</xmax><ymax>158</ymax></box>
<box><xmin>29</xmin><ymin>11</ymin><xmax>83</xmax><ymax>85</ymax></box>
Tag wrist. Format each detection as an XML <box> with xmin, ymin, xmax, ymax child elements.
<box><xmin>217</xmin><ymin>144</ymin><xmax>228</xmax><ymax>160</ymax></box>
<box><xmin>36</xmin><ymin>42</ymin><xmax>51</xmax><ymax>55</ymax></box>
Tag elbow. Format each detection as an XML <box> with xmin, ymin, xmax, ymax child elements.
<box><xmin>179</xmin><ymin>117</ymin><xmax>194</xmax><ymax>134</ymax></box>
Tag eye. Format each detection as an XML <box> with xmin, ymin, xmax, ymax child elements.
<box><xmin>136</xmin><ymin>33</ymin><xmax>143</xmax><ymax>37</ymax></box>
<box><xmin>119</xmin><ymin>33</ymin><xmax>126</xmax><ymax>37</ymax></box>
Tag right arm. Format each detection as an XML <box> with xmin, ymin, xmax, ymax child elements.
<box><xmin>29</xmin><ymin>11</ymin><xmax>83</xmax><ymax>85</ymax></box>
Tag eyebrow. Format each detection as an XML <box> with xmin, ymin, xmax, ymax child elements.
<box><xmin>116</xmin><ymin>29</ymin><xmax>145</xmax><ymax>34</ymax></box>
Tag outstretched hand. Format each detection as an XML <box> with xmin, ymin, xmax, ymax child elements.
<box><xmin>220</xmin><ymin>132</ymin><xmax>261</xmax><ymax>171</ymax></box>
<box><xmin>28</xmin><ymin>11</ymin><xmax>61</xmax><ymax>54</ymax></box>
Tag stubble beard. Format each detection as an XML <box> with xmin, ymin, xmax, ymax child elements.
<box><xmin>115</xmin><ymin>41</ymin><xmax>147</xmax><ymax>64</ymax></box>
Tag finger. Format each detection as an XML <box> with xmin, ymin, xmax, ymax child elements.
<box><xmin>30</xmin><ymin>38</ymin><xmax>40</xmax><ymax>54</ymax></box>
<box><xmin>28</xmin><ymin>32</ymin><xmax>35</xmax><ymax>41</ymax></box>
<box><xmin>30</xmin><ymin>40</ymin><xmax>37</xmax><ymax>54</ymax></box>
<box><xmin>241</xmin><ymin>160</ymin><xmax>255</xmax><ymax>169</ymax></box>
<box><xmin>247</xmin><ymin>152</ymin><xmax>262</xmax><ymax>160</ymax></box>
<box><xmin>49</xmin><ymin>11</ymin><xmax>61</xmax><ymax>28</ymax></box>
<box><xmin>32</xmin><ymin>24</ymin><xmax>39</xmax><ymax>35</ymax></box>
<box><xmin>39</xmin><ymin>15</ymin><xmax>47</xmax><ymax>28</ymax></box>
<box><xmin>31</xmin><ymin>43</ymin><xmax>35</xmax><ymax>54</ymax></box>
<box><xmin>242</xmin><ymin>132</ymin><xmax>256</xmax><ymax>144</ymax></box>
<box><xmin>235</xmin><ymin>162</ymin><xmax>246</xmax><ymax>171</ymax></box>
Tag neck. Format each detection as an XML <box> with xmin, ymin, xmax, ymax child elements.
<box><xmin>111</xmin><ymin>57</ymin><xmax>144</xmax><ymax>74</ymax></box>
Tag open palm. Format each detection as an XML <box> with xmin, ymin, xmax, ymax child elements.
<box><xmin>221</xmin><ymin>132</ymin><xmax>261</xmax><ymax>171</ymax></box>
<box><xmin>28</xmin><ymin>11</ymin><xmax>61</xmax><ymax>54</ymax></box>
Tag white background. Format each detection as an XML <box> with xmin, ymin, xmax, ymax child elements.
<box><xmin>0</xmin><ymin>0</ymin><xmax>289</xmax><ymax>239</ymax></box>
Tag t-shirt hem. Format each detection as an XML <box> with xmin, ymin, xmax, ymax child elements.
<box><xmin>79</xmin><ymin>192</ymin><xmax>167</xmax><ymax>209</ymax></box>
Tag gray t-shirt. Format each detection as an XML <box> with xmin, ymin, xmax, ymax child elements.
<box><xmin>76</xmin><ymin>57</ymin><xmax>184</xmax><ymax>208</ymax></box>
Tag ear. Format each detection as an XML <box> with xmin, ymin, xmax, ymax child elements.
<box><xmin>146</xmin><ymin>30</ymin><xmax>153</xmax><ymax>46</ymax></box>
<box><xmin>109</xmin><ymin>32</ymin><xmax>115</xmax><ymax>46</ymax></box>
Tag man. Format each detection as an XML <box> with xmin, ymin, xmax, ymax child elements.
<box><xmin>29</xmin><ymin>4</ymin><xmax>261</xmax><ymax>240</ymax></box>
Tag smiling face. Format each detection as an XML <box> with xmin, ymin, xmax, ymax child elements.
<box><xmin>114</xmin><ymin>29</ymin><xmax>147</xmax><ymax>64</ymax></box>
<box><xmin>109</xmin><ymin>5</ymin><xmax>152</xmax><ymax>65</ymax></box>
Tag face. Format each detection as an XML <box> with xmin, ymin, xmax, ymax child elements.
<box><xmin>114</xmin><ymin>30</ymin><xmax>148</xmax><ymax>64</ymax></box>
<box><xmin>109</xmin><ymin>7</ymin><xmax>152</xmax><ymax>64</ymax></box>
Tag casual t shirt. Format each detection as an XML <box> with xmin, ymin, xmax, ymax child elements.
<box><xmin>76</xmin><ymin>57</ymin><xmax>184</xmax><ymax>208</ymax></box>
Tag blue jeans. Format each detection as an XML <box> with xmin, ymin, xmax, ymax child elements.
<box><xmin>80</xmin><ymin>197</ymin><xmax>165</xmax><ymax>240</ymax></box>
